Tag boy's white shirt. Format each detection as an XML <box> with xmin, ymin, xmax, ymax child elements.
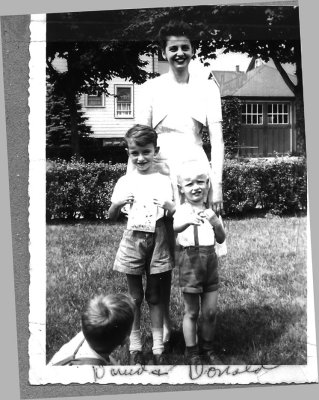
<box><xmin>47</xmin><ymin>331</ymin><xmax>106</xmax><ymax>366</ymax></box>
<box><xmin>111</xmin><ymin>171</ymin><xmax>174</xmax><ymax>225</ymax></box>
<box><xmin>175</xmin><ymin>203</ymin><xmax>216</xmax><ymax>247</ymax></box>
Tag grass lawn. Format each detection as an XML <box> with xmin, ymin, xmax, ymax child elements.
<box><xmin>46</xmin><ymin>215</ymin><xmax>307</xmax><ymax>365</ymax></box>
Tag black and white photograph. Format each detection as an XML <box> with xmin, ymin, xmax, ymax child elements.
<box><xmin>18</xmin><ymin>0</ymin><xmax>318</xmax><ymax>387</ymax></box>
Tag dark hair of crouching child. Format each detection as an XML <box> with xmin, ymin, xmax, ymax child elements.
<box><xmin>49</xmin><ymin>293</ymin><xmax>135</xmax><ymax>366</ymax></box>
<box><xmin>81</xmin><ymin>293</ymin><xmax>135</xmax><ymax>358</ymax></box>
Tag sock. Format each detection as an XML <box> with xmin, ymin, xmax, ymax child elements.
<box><xmin>129</xmin><ymin>330</ymin><xmax>142</xmax><ymax>353</ymax></box>
<box><xmin>152</xmin><ymin>328</ymin><xmax>164</xmax><ymax>355</ymax></box>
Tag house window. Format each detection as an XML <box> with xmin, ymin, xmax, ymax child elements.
<box><xmin>114</xmin><ymin>85</ymin><xmax>134</xmax><ymax>118</ymax></box>
<box><xmin>85</xmin><ymin>92</ymin><xmax>104</xmax><ymax>107</ymax></box>
<box><xmin>241</xmin><ymin>103</ymin><xmax>263</xmax><ymax>125</ymax></box>
<box><xmin>267</xmin><ymin>103</ymin><xmax>289</xmax><ymax>124</ymax></box>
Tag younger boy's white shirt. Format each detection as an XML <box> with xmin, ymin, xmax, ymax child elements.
<box><xmin>175</xmin><ymin>203</ymin><xmax>216</xmax><ymax>247</ymax></box>
<box><xmin>111</xmin><ymin>172</ymin><xmax>174</xmax><ymax>220</ymax></box>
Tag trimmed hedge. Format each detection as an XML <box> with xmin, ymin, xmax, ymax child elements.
<box><xmin>46</xmin><ymin>157</ymin><xmax>307</xmax><ymax>220</ymax></box>
<box><xmin>46</xmin><ymin>158</ymin><xmax>126</xmax><ymax>220</ymax></box>
<box><xmin>223</xmin><ymin>157</ymin><xmax>307</xmax><ymax>215</ymax></box>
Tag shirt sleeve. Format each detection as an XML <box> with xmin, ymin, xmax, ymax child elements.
<box><xmin>159</xmin><ymin>174</ymin><xmax>175</xmax><ymax>202</ymax></box>
<box><xmin>173</xmin><ymin>204</ymin><xmax>188</xmax><ymax>227</ymax></box>
<box><xmin>111</xmin><ymin>176</ymin><xmax>126</xmax><ymax>203</ymax></box>
<box><xmin>206</xmin><ymin>80</ymin><xmax>224</xmax><ymax>203</ymax></box>
<box><xmin>135</xmin><ymin>80</ymin><xmax>153</xmax><ymax>127</ymax></box>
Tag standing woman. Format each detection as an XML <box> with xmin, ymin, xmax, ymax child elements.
<box><xmin>136</xmin><ymin>20</ymin><xmax>224</xmax><ymax>347</ymax></box>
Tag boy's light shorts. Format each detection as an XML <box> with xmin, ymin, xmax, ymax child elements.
<box><xmin>113</xmin><ymin>219</ymin><xmax>174</xmax><ymax>275</ymax></box>
<box><xmin>178</xmin><ymin>245</ymin><xmax>219</xmax><ymax>294</ymax></box>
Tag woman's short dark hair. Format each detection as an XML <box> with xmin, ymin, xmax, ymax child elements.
<box><xmin>125</xmin><ymin>124</ymin><xmax>158</xmax><ymax>148</ymax></box>
<box><xmin>158</xmin><ymin>20</ymin><xmax>196</xmax><ymax>51</ymax></box>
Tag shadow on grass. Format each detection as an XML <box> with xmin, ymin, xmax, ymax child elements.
<box><xmin>214</xmin><ymin>303</ymin><xmax>306</xmax><ymax>365</ymax></box>
<box><xmin>125</xmin><ymin>303</ymin><xmax>306</xmax><ymax>366</ymax></box>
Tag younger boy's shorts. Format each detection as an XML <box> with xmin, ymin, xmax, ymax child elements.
<box><xmin>178</xmin><ymin>245</ymin><xmax>219</xmax><ymax>294</ymax></box>
<box><xmin>113</xmin><ymin>219</ymin><xmax>174</xmax><ymax>275</ymax></box>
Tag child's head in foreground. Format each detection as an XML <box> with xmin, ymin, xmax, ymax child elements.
<box><xmin>81</xmin><ymin>293</ymin><xmax>135</xmax><ymax>357</ymax></box>
<box><xmin>177</xmin><ymin>160</ymin><xmax>210</xmax><ymax>205</ymax></box>
<box><xmin>124</xmin><ymin>124</ymin><xmax>159</xmax><ymax>173</ymax></box>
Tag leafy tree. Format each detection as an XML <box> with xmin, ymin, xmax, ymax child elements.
<box><xmin>47</xmin><ymin>5</ymin><xmax>305</xmax><ymax>154</ymax></box>
<box><xmin>46</xmin><ymin>84</ymin><xmax>92</xmax><ymax>157</ymax></box>
<box><xmin>120</xmin><ymin>5</ymin><xmax>304</xmax><ymax>153</ymax></box>
<box><xmin>222</xmin><ymin>98</ymin><xmax>242</xmax><ymax>157</ymax></box>
<box><xmin>47</xmin><ymin>12</ymin><xmax>157</xmax><ymax>155</ymax></box>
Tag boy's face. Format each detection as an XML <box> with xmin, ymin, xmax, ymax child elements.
<box><xmin>179</xmin><ymin>171</ymin><xmax>209</xmax><ymax>205</ymax></box>
<box><xmin>126</xmin><ymin>139</ymin><xmax>159</xmax><ymax>174</ymax></box>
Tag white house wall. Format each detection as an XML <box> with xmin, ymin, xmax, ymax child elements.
<box><xmin>80</xmin><ymin>55</ymin><xmax>158</xmax><ymax>139</ymax></box>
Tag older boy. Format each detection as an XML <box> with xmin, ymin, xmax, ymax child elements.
<box><xmin>109</xmin><ymin>124</ymin><xmax>175</xmax><ymax>365</ymax></box>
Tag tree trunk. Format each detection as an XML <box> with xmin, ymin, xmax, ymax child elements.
<box><xmin>294</xmin><ymin>41</ymin><xmax>306</xmax><ymax>155</ymax></box>
<box><xmin>66</xmin><ymin>91</ymin><xmax>80</xmax><ymax>157</ymax></box>
<box><xmin>271</xmin><ymin>41</ymin><xmax>305</xmax><ymax>155</ymax></box>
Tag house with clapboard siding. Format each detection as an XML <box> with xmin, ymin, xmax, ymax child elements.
<box><xmin>79</xmin><ymin>54</ymin><xmax>168</xmax><ymax>146</ymax></box>
<box><xmin>211</xmin><ymin>59</ymin><xmax>297</xmax><ymax>157</ymax></box>
<box><xmin>79</xmin><ymin>54</ymin><xmax>298</xmax><ymax>157</ymax></box>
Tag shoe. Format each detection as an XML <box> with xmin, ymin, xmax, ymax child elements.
<box><xmin>185</xmin><ymin>353</ymin><xmax>202</xmax><ymax>365</ymax></box>
<box><xmin>129</xmin><ymin>351</ymin><xmax>145</xmax><ymax>365</ymax></box>
<box><xmin>152</xmin><ymin>353</ymin><xmax>168</xmax><ymax>365</ymax></box>
<box><xmin>202</xmin><ymin>350</ymin><xmax>222</xmax><ymax>365</ymax></box>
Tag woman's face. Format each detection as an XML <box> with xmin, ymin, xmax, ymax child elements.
<box><xmin>162</xmin><ymin>36</ymin><xmax>193</xmax><ymax>73</ymax></box>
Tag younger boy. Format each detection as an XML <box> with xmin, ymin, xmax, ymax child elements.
<box><xmin>109</xmin><ymin>124</ymin><xmax>175</xmax><ymax>365</ymax></box>
<box><xmin>174</xmin><ymin>160</ymin><xmax>226</xmax><ymax>365</ymax></box>
<box><xmin>49</xmin><ymin>293</ymin><xmax>135</xmax><ymax>366</ymax></box>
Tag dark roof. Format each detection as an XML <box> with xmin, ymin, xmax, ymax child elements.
<box><xmin>211</xmin><ymin>64</ymin><xmax>297</xmax><ymax>98</ymax></box>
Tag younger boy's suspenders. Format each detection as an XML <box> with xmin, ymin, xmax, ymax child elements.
<box><xmin>52</xmin><ymin>338</ymin><xmax>108</xmax><ymax>366</ymax></box>
<box><xmin>193</xmin><ymin>224</ymin><xmax>199</xmax><ymax>250</ymax></box>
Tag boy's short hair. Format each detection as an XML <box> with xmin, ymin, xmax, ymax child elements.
<box><xmin>81</xmin><ymin>293</ymin><xmax>135</xmax><ymax>355</ymax></box>
<box><xmin>177</xmin><ymin>159</ymin><xmax>210</xmax><ymax>185</ymax></box>
<box><xmin>125</xmin><ymin>124</ymin><xmax>158</xmax><ymax>148</ymax></box>
<box><xmin>158</xmin><ymin>20</ymin><xmax>196</xmax><ymax>52</ymax></box>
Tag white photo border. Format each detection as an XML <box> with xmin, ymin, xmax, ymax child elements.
<box><xmin>28</xmin><ymin>10</ymin><xmax>318</xmax><ymax>386</ymax></box>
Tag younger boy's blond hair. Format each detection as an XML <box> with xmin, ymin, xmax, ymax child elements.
<box><xmin>177</xmin><ymin>160</ymin><xmax>210</xmax><ymax>184</ymax></box>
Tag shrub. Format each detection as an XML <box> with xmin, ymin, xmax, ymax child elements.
<box><xmin>223</xmin><ymin>157</ymin><xmax>307</xmax><ymax>215</ymax></box>
<box><xmin>46</xmin><ymin>158</ymin><xmax>126</xmax><ymax>220</ymax></box>
<box><xmin>201</xmin><ymin>97</ymin><xmax>241</xmax><ymax>158</ymax></box>
<box><xmin>47</xmin><ymin>156</ymin><xmax>307</xmax><ymax>220</ymax></box>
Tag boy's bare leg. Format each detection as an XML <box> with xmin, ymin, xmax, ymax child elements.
<box><xmin>126</xmin><ymin>275</ymin><xmax>144</xmax><ymax>331</ymax></box>
<box><xmin>160</xmin><ymin>271</ymin><xmax>172</xmax><ymax>343</ymax></box>
<box><xmin>146</xmin><ymin>274</ymin><xmax>166</xmax><ymax>361</ymax></box>
<box><xmin>200</xmin><ymin>291</ymin><xmax>218</xmax><ymax>342</ymax></box>
<box><xmin>183</xmin><ymin>293</ymin><xmax>200</xmax><ymax>346</ymax></box>
<box><xmin>126</xmin><ymin>275</ymin><xmax>145</xmax><ymax>364</ymax></box>
<box><xmin>183</xmin><ymin>292</ymin><xmax>201</xmax><ymax>364</ymax></box>
<box><xmin>200</xmin><ymin>290</ymin><xmax>221</xmax><ymax>364</ymax></box>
